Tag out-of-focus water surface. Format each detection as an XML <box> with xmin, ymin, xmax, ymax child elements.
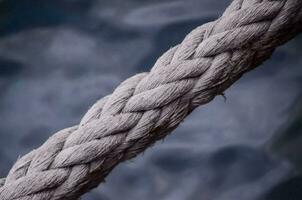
<box><xmin>0</xmin><ymin>0</ymin><xmax>301</xmax><ymax>199</ymax></box>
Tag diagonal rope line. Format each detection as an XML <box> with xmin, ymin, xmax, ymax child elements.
<box><xmin>0</xmin><ymin>0</ymin><xmax>302</xmax><ymax>199</ymax></box>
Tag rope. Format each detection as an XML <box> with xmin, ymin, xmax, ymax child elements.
<box><xmin>1</xmin><ymin>0</ymin><xmax>302</xmax><ymax>199</ymax></box>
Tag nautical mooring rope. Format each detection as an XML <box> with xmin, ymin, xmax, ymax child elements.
<box><xmin>1</xmin><ymin>0</ymin><xmax>302</xmax><ymax>199</ymax></box>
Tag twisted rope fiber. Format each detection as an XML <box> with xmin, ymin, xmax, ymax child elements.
<box><xmin>1</xmin><ymin>0</ymin><xmax>302</xmax><ymax>199</ymax></box>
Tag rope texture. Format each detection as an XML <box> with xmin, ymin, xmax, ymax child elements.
<box><xmin>1</xmin><ymin>0</ymin><xmax>302</xmax><ymax>199</ymax></box>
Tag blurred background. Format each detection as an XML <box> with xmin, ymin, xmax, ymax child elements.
<box><xmin>0</xmin><ymin>0</ymin><xmax>302</xmax><ymax>199</ymax></box>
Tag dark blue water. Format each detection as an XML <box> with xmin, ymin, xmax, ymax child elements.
<box><xmin>0</xmin><ymin>1</ymin><xmax>301</xmax><ymax>199</ymax></box>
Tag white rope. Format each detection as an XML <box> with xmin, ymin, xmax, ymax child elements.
<box><xmin>1</xmin><ymin>0</ymin><xmax>302</xmax><ymax>199</ymax></box>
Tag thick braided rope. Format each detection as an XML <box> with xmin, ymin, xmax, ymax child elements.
<box><xmin>1</xmin><ymin>0</ymin><xmax>302</xmax><ymax>199</ymax></box>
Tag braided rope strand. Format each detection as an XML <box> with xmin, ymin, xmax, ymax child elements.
<box><xmin>1</xmin><ymin>0</ymin><xmax>302</xmax><ymax>199</ymax></box>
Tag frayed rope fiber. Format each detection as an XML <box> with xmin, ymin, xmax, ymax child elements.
<box><xmin>1</xmin><ymin>0</ymin><xmax>302</xmax><ymax>199</ymax></box>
